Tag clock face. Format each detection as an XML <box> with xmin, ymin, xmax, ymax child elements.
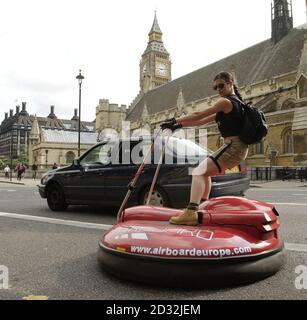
<box><xmin>155</xmin><ymin>62</ymin><xmax>167</xmax><ymax>76</ymax></box>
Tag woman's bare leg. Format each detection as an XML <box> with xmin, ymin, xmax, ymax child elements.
<box><xmin>189</xmin><ymin>158</ymin><xmax>219</xmax><ymax>204</ymax></box>
<box><xmin>202</xmin><ymin>176</ymin><xmax>212</xmax><ymax>200</ymax></box>
<box><xmin>169</xmin><ymin>158</ymin><xmax>219</xmax><ymax>225</ymax></box>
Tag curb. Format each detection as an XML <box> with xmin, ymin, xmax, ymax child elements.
<box><xmin>0</xmin><ymin>180</ymin><xmax>25</xmax><ymax>185</ymax></box>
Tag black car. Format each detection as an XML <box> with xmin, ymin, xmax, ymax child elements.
<box><xmin>38</xmin><ymin>136</ymin><xmax>250</xmax><ymax>211</ymax></box>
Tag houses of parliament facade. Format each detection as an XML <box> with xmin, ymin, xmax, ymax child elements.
<box><xmin>1</xmin><ymin>0</ymin><xmax>307</xmax><ymax>169</ymax></box>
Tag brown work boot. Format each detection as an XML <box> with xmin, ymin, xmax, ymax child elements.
<box><xmin>169</xmin><ymin>208</ymin><xmax>199</xmax><ymax>226</ymax></box>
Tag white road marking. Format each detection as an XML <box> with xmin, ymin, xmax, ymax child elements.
<box><xmin>0</xmin><ymin>211</ymin><xmax>307</xmax><ymax>253</ymax></box>
<box><xmin>284</xmin><ymin>243</ymin><xmax>307</xmax><ymax>253</ymax></box>
<box><xmin>249</xmin><ymin>188</ymin><xmax>307</xmax><ymax>192</ymax></box>
<box><xmin>0</xmin><ymin>211</ymin><xmax>111</xmax><ymax>230</ymax></box>
<box><xmin>272</xmin><ymin>203</ymin><xmax>307</xmax><ymax>206</ymax></box>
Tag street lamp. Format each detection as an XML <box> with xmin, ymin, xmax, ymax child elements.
<box><xmin>45</xmin><ymin>149</ymin><xmax>49</xmax><ymax>169</ymax></box>
<box><xmin>76</xmin><ymin>69</ymin><xmax>84</xmax><ymax>157</ymax></box>
<box><xmin>269</xmin><ymin>149</ymin><xmax>278</xmax><ymax>180</ymax></box>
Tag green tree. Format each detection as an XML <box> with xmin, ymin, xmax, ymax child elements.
<box><xmin>0</xmin><ymin>158</ymin><xmax>5</xmax><ymax>170</ymax></box>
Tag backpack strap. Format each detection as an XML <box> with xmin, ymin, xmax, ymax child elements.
<box><xmin>226</xmin><ymin>95</ymin><xmax>246</xmax><ymax>107</ymax></box>
<box><xmin>226</xmin><ymin>95</ymin><xmax>246</xmax><ymax>118</ymax></box>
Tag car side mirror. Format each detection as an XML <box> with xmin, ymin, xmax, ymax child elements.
<box><xmin>73</xmin><ymin>159</ymin><xmax>79</xmax><ymax>167</ymax></box>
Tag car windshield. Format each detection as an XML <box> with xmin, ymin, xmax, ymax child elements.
<box><xmin>80</xmin><ymin>142</ymin><xmax>119</xmax><ymax>166</ymax></box>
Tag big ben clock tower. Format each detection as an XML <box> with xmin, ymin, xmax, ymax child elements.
<box><xmin>140</xmin><ymin>12</ymin><xmax>171</xmax><ymax>92</ymax></box>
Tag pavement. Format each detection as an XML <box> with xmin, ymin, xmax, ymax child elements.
<box><xmin>249</xmin><ymin>180</ymin><xmax>307</xmax><ymax>189</ymax></box>
<box><xmin>0</xmin><ymin>178</ymin><xmax>40</xmax><ymax>187</ymax></box>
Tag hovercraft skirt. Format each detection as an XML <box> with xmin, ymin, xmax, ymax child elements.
<box><xmin>97</xmin><ymin>243</ymin><xmax>285</xmax><ymax>288</ymax></box>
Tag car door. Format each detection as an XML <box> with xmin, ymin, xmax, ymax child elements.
<box><xmin>64</xmin><ymin>142</ymin><xmax>119</xmax><ymax>204</ymax></box>
<box><xmin>103</xmin><ymin>139</ymin><xmax>153</xmax><ymax>204</ymax></box>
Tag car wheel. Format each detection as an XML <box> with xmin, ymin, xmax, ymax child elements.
<box><xmin>47</xmin><ymin>183</ymin><xmax>68</xmax><ymax>211</ymax></box>
<box><xmin>139</xmin><ymin>186</ymin><xmax>171</xmax><ymax>207</ymax></box>
<box><xmin>237</xmin><ymin>191</ymin><xmax>245</xmax><ymax>197</ymax></box>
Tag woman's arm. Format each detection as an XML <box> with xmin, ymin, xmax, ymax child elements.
<box><xmin>183</xmin><ymin>114</ymin><xmax>216</xmax><ymax>127</ymax></box>
<box><xmin>176</xmin><ymin>98</ymin><xmax>232</xmax><ymax>127</ymax></box>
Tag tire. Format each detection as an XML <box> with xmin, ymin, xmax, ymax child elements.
<box><xmin>139</xmin><ymin>185</ymin><xmax>171</xmax><ymax>207</ymax></box>
<box><xmin>46</xmin><ymin>183</ymin><xmax>68</xmax><ymax>211</ymax></box>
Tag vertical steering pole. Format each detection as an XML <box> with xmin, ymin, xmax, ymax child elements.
<box><xmin>146</xmin><ymin>131</ymin><xmax>171</xmax><ymax>205</ymax></box>
<box><xmin>116</xmin><ymin>129</ymin><xmax>163</xmax><ymax>222</ymax></box>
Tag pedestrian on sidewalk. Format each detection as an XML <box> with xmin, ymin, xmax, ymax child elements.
<box><xmin>52</xmin><ymin>163</ymin><xmax>58</xmax><ymax>170</ymax></box>
<box><xmin>16</xmin><ymin>163</ymin><xmax>26</xmax><ymax>181</ymax></box>
<box><xmin>15</xmin><ymin>163</ymin><xmax>20</xmax><ymax>180</ymax></box>
<box><xmin>32</xmin><ymin>163</ymin><xmax>38</xmax><ymax>180</ymax></box>
<box><xmin>4</xmin><ymin>165</ymin><xmax>10</xmax><ymax>179</ymax></box>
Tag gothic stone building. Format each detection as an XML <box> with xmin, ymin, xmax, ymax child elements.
<box><xmin>96</xmin><ymin>1</ymin><xmax>307</xmax><ymax>168</ymax></box>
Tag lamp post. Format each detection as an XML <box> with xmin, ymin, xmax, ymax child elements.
<box><xmin>76</xmin><ymin>69</ymin><xmax>84</xmax><ymax>157</ymax></box>
<box><xmin>269</xmin><ymin>150</ymin><xmax>278</xmax><ymax>180</ymax></box>
<box><xmin>45</xmin><ymin>149</ymin><xmax>49</xmax><ymax>169</ymax></box>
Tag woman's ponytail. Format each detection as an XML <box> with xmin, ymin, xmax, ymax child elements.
<box><xmin>233</xmin><ymin>84</ymin><xmax>244</xmax><ymax>101</ymax></box>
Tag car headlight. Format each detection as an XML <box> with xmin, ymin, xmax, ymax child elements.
<box><xmin>41</xmin><ymin>174</ymin><xmax>53</xmax><ymax>185</ymax></box>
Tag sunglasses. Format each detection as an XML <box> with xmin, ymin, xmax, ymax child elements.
<box><xmin>213</xmin><ymin>83</ymin><xmax>226</xmax><ymax>91</ymax></box>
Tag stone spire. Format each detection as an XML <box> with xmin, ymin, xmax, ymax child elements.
<box><xmin>29</xmin><ymin>115</ymin><xmax>40</xmax><ymax>142</ymax></box>
<box><xmin>271</xmin><ymin>0</ymin><xmax>293</xmax><ymax>44</ymax></box>
<box><xmin>144</xmin><ymin>12</ymin><xmax>169</xmax><ymax>54</ymax></box>
<box><xmin>141</xmin><ymin>102</ymin><xmax>150</xmax><ymax>125</ymax></box>
<box><xmin>297</xmin><ymin>33</ymin><xmax>307</xmax><ymax>78</ymax></box>
<box><xmin>230</xmin><ymin>64</ymin><xmax>238</xmax><ymax>87</ymax></box>
<box><xmin>149</xmin><ymin>11</ymin><xmax>162</xmax><ymax>34</ymax></box>
<box><xmin>176</xmin><ymin>87</ymin><xmax>185</xmax><ymax>116</ymax></box>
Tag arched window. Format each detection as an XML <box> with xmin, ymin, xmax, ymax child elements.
<box><xmin>254</xmin><ymin>141</ymin><xmax>264</xmax><ymax>155</ymax></box>
<box><xmin>283</xmin><ymin>129</ymin><xmax>293</xmax><ymax>154</ymax></box>
<box><xmin>66</xmin><ymin>151</ymin><xmax>75</xmax><ymax>164</ymax></box>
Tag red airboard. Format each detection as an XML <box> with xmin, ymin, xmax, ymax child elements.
<box><xmin>101</xmin><ymin>196</ymin><xmax>281</xmax><ymax>260</ymax></box>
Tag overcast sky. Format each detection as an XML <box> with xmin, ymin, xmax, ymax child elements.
<box><xmin>0</xmin><ymin>0</ymin><xmax>306</xmax><ymax>123</ymax></box>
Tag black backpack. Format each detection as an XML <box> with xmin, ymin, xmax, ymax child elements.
<box><xmin>232</xmin><ymin>97</ymin><xmax>268</xmax><ymax>145</ymax></box>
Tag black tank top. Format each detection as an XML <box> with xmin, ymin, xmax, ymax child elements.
<box><xmin>215</xmin><ymin>95</ymin><xmax>244</xmax><ymax>138</ymax></box>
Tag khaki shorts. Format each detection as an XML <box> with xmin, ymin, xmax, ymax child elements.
<box><xmin>209</xmin><ymin>136</ymin><xmax>248</xmax><ymax>173</ymax></box>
